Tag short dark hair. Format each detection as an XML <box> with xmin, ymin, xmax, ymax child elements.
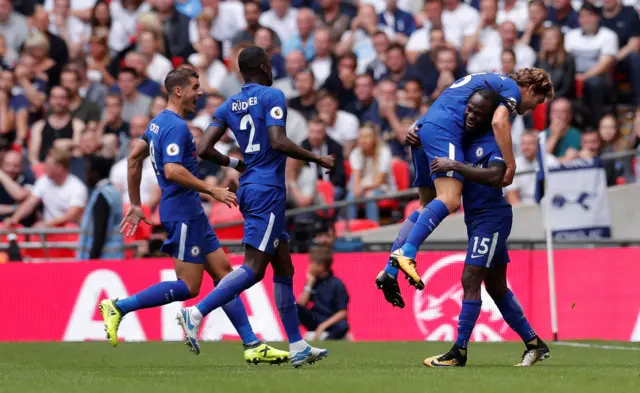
<box><xmin>338</xmin><ymin>52</ymin><xmax>358</xmax><ymax>70</ymax></box>
<box><xmin>61</xmin><ymin>66</ymin><xmax>80</xmax><ymax>81</ymax></box>
<box><xmin>88</xmin><ymin>154</ymin><xmax>114</xmax><ymax>180</ymax></box>
<box><xmin>309</xmin><ymin>245</ymin><xmax>333</xmax><ymax>269</ymax></box>
<box><xmin>502</xmin><ymin>49</ymin><xmax>516</xmax><ymax>60</ymax></box>
<box><xmin>386</xmin><ymin>43</ymin><xmax>405</xmax><ymax>56</ymax></box>
<box><xmin>295</xmin><ymin>67</ymin><xmax>315</xmax><ymax>81</ymax></box>
<box><xmin>308</xmin><ymin>115</ymin><xmax>326</xmax><ymax>127</ymax></box>
<box><xmin>118</xmin><ymin>67</ymin><xmax>139</xmax><ymax>79</ymax></box>
<box><xmin>316</xmin><ymin>89</ymin><xmax>337</xmax><ymax>103</ymax></box>
<box><xmin>471</xmin><ymin>88</ymin><xmax>503</xmax><ymax>111</ymax></box>
<box><xmin>164</xmin><ymin>68</ymin><xmax>199</xmax><ymax>95</ymax></box>
<box><xmin>105</xmin><ymin>92</ymin><xmax>122</xmax><ymax>105</ymax></box>
<box><xmin>404</xmin><ymin>78</ymin><xmax>424</xmax><ymax>91</ymax></box>
<box><xmin>237</xmin><ymin>45</ymin><xmax>269</xmax><ymax>76</ymax></box>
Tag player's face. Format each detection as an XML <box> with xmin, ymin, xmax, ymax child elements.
<box><xmin>518</xmin><ymin>88</ymin><xmax>547</xmax><ymax>115</ymax></box>
<box><xmin>181</xmin><ymin>77</ymin><xmax>202</xmax><ymax>114</ymax></box>
<box><xmin>464</xmin><ymin>95</ymin><xmax>494</xmax><ymax>132</ymax></box>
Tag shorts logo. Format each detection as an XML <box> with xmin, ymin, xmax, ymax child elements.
<box><xmin>476</xmin><ymin>147</ymin><xmax>484</xmax><ymax>158</ymax></box>
<box><xmin>190</xmin><ymin>246</ymin><xmax>200</xmax><ymax>257</ymax></box>
<box><xmin>167</xmin><ymin>143</ymin><xmax>180</xmax><ymax>156</ymax></box>
<box><xmin>270</xmin><ymin>106</ymin><xmax>284</xmax><ymax>120</ymax></box>
<box><xmin>273</xmin><ymin>238</ymin><xmax>279</xmax><ymax>249</ymax></box>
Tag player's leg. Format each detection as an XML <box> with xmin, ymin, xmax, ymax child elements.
<box><xmin>485</xmin><ymin>263</ymin><xmax>549</xmax><ymax>366</ymax></box>
<box><xmin>99</xmin><ymin>221</ymin><xmax>201</xmax><ymax>347</ymax></box>
<box><xmin>392</xmin><ymin>128</ymin><xmax>463</xmax><ymax>289</ymax></box>
<box><xmin>270</xmin><ymin>239</ymin><xmax>328</xmax><ymax>367</ymax></box>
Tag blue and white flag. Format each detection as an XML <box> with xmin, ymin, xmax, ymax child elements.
<box><xmin>534</xmin><ymin>133</ymin><xmax>612</xmax><ymax>239</ymax></box>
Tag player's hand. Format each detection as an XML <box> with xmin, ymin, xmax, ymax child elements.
<box><xmin>314</xmin><ymin>326</ymin><xmax>326</xmax><ymax>341</ymax></box>
<box><xmin>120</xmin><ymin>204</ymin><xmax>151</xmax><ymax>238</ymax></box>
<box><xmin>501</xmin><ymin>165</ymin><xmax>515</xmax><ymax>187</ymax></box>
<box><xmin>236</xmin><ymin>160</ymin><xmax>247</xmax><ymax>173</ymax></box>
<box><xmin>404</xmin><ymin>128</ymin><xmax>421</xmax><ymax>147</ymax></box>
<box><xmin>317</xmin><ymin>155</ymin><xmax>336</xmax><ymax>172</ymax></box>
<box><xmin>210</xmin><ymin>187</ymin><xmax>238</xmax><ymax>208</ymax></box>
<box><xmin>430</xmin><ymin>157</ymin><xmax>457</xmax><ymax>174</ymax></box>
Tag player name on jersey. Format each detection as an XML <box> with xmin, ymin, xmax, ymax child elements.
<box><xmin>231</xmin><ymin>97</ymin><xmax>259</xmax><ymax>111</ymax></box>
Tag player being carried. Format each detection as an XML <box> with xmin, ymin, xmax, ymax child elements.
<box><xmin>376</xmin><ymin>69</ymin><xmax>554</xmax><ymax>307</ymax></box>
<box><xmin>176</xmin><ymin>46</ymin><xmax>335</xmax><ymax>368</ymax></box>
<box><xmin>419</xmin><ymin>89</ymin><xmax>549</xmax><ymax>367</ymax></box>
<box><xmin>100</xmin><ymin>67</ymin><xmax>289</xmax><ymax>364</ymax></box>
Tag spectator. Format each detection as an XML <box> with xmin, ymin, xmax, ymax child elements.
<box><xmin>23</xmin><ymin>31</ymin><xmax>63</xmax><ymax>89</ymax></box>
<box><xmin>273</xmin><ymin>50</ymin><xmax>307</xmax><ymax>99</ymax></box>
<box><xmin>288</xmin><ymin>68</ymin><xmax>318</xmax><ymax>120</ymax></box>
<box><xmin>309</xmin><ymin>27</ymin><xmax>335</xmax><ymax>87</ymax></box>
<box><xmin>99</xmin><ymin>93</ymin><xmax>129</xmax><ymax>159</ymax></box>
<box><xmin>519</xmin><ymin>0</ymin><xmax>548</xmax><ymax>52</ymax></box>
<box><xmin>296</xmin><ymin>245</ymin><xmax>349</xmax><ymax>340</ymax></box>
<box><xmin>402</xmin><ymin>78</ymin><xmax>425</xmax><ymax>113</ymax></box>
<box><xmin>601</xmin><ymin>0</ymin><xmax>640</xmax><ymax>107</ymax></box>
<box><xmin>191</xmin><ymin>0</ymin><xmax>246</xmax><ymax>57</ymax></box>
<box><xmin>188</xmin><ymin>37</ymin><xmax>228</xmax><ymax>96</ymax></box>
<box><xmin>60</xmin><ymin>67</ymin><xmax>101</xmax><ymax>126</ymax></box>
<box><xmin>286</xmin><ymin>108</ymin><xmax>309</xmax><ymax>145</ymax></box>
<box><xmin>316</xmin><ymin>89</ymin><xmax>360</xmax><ymax>156</ymax></box>
<box><xmin>5</xmin><ymin>147</ymin><xmax>87</xmax><ymax>229</ymax></box>
<box><xmin>378</xmin><ymin>0</ymin><xmax>416</xmax><ymax>45</ymax></box>
<box><xmin>282</xmin><ymin>7</ymin><xmax>316</xmax><ymax>60</ymax></box>
<box><xmin>545</xmin><ymin>98</ymin><xmax>582</xmax><ymax>160</ymax></box>
<box><xmin>462</xmin><ymin>0</ymin><xmax>500</xmax><ymax>64</ymax></box>
<box><xmin>468</xmin><ymin>21</ymin><xmax>536</xmax><ymax>73</ymax></box>
<box><xmin>232</xmin><ymin>1</ymin><xmax>281</xmax><ymax>47</ymax></box>
<box><xmin>110</xmin><ymin>136</ymin><xmax>161</xmax><ymax>208</ymax></box>
<box><xmin>301</xmin><ymin>116</ymin><xmax>347</xmax><ymax>200</ymax></box>
<box><xmin>546</xmin><ymin>0</ymin><xmax>578</xmax><ymax>33</ymax></box>
<box><xmin>108</xmin><ymin>0</ymin><xmax>152</xmax><ymax>53</ymax></box>
<box><xmin>214</xmin><ymin>147</ymin><xmax>243</xmax><ymax>192</ymax></box>
<box><xmin>598</xmin><ymin>114</ymin><xmax>634</xmax><ymax>185</ymax></box>
<box><xmin>505</xmin><ymin>130</ymin><xmax>559</xmax><ymax>206</ymax></box>
<box><xmin>379</xmin><ymin>43</ymin><xmax>418</xmax><ymax>88</ymax></box>
<box><xmin>28</xmin><ymin>86</ymin><xmax>84</xmax><ymax>165</ymax></box>
<box><xmin>565</xmin><ymin>3</ymin><xmax>618</xmax><ymax>127</ymax></box>
<box><xmin>13</xmin><ymin>54</ymin><xmax>47</xmax><ymax>124</ymax></box>
<box><xmin>0</xmin><ymin>70</ymin><xmax>28</xmax><ymax>146</ymax></box>
<box><xmin>345</xmin><ymin>73</ymin><xmax>376</xmax><ymax>119</ymax></box>
<box><xmin>0</xmin><ymin>150</ymin><xmax>35</xmax><ymax>225</ymax></box>
<box><xmin>155</xmin><ymin>0</ymin><xmax>193</xmax><ymax>58</ymax></box>
<box><xmin>501</xmin><ymin>49</ymin><xmax>516</xmax><ymax>75</ymax></box>
<box><xmin>406</xmin><ymin>0</ymin><xmax>453</xmax><ymax>63</ymax></box>
<box><xmin>216</xmin><ymin>42</ymin><xmax>249</xmax><ymax>99</ymax></box>
<box><xmin>260</xmin><ymin>0</ymin><xmax>298</xmax><ymax>44</ymax></box>
<box><xmin>321</xmin><ymin>52</ymin><xmax>358</xmax><ymax>110</ymax></box>
<box><xmin>362</xmin><ymin>79</ymin><xmax>416</xmax><ymax>158</ymax></box>
<box><xmin>137</xmin><ymin>30</ymin><xmax>173</xmax><ymax>85</ymax></box>
<box><xmin>69</xmin><ymin>59</ymin><xmax>109</xmax><ymax>110</ymax></box>
<box><xmin>0</xmin><ymin>35</ymin><xmax>18</xmax><ymax>70</ymax></box>
<box><xmin>43</xmin><ymin>0</ymin><xmax>95</xmax><ymax>21</ymax></box>
<box><xmin>29</xmin><ymin>6</ymin><xmax>70</xmax><ymax>68</ymax></box>
<box><xmin>336</xmin><ymin>4</ymin><xmax>393</xmax><ymax>75</ymax></box>
<box><xmin>366</xmin><ymin>30</ymin><xmax>391</xmax><ymax>82</ymax></box>
<box><xmin>113</xmin><ymin>52</ymin><xmax>162</xmax><ymax>99</ymax></box>
<box><xmin>117</xmin><ymin>67</ymin><xmax>153</xmax><ymax>123</ymax></box>
<box><xmin>0</xmin><ymin>0</ymin><xmax>29</xmax><ymax>53</ymax></box>
<box><xmin>70</xmin><ymin>129</ymin><xmax>101</xmax><ymax>182</ymax></box>
<box><xmin>47</xmin><ymin>0</ymin><xmax>91</xmax><ymax>58</ymax></box>
<box><xmin>254</xmin><ymin>27</ymin><xmax>286</xmax><ymax>81</ymax></box>
<box><xmin>85</xmin><ymin>33</ymin><xmax>115</xmax><ymax>88</ymax></box>
<box><xmin>413</xmin><ymin>28</ymin><xmax>466</xmax><ymax>96</ymax></box>
<box><xmin>346</xmin><ymin>123</ymin><xmax>396</xmax><ymax>221</ymax></box>
<box><xmin>444</xmin><ymin>0</ymin><xmax>480</xmax><ymax>50</ymax></box>
<box><xmin>534</xmin><ymin>26</ymin><xmax>576</xmax><ymax>99</ymax></box>
<box><xmin>90</xmin><ymin>1</ymin><xmax>111</xmax><ymax>34</ymax></box>
<box><xmin>150</xmin><ymin>95</ymin><xmax>168</xmax><ymax>118</ymax></box>
<box><xmin>569</xmin><ymin>129</ymin><xmax>601</xmax><ymax>161</ymax></box>
<box><xmin>315</xmin><ymin>0</ymin><xmax>356</xmax><ymax>43</ymax></box>
<box><xmin>497</xmin><ymin>0</ymin><xmax>528</xmax><ymax>32</ymax></box>
<box><xmin>286</xmin><ymin>156</ymin><xmax>319</xmax><ymax>209</ymax></box>
<box><xmin>78</xmin><ymin>155</ymin><xmax>124</xmax><ymax>260</ymax></box>
<box><xmin>424</xmin><ymin>47</ymin><xmax>458</xmax><ymax>101</ymax></box>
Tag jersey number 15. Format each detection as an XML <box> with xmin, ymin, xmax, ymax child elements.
<box><xmin>241</xmin><ymin>114</ymin><xmax>260</xmax><ymax>153</ymax></box>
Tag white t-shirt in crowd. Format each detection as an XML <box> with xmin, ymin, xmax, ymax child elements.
<box><xmin>32</xmin><ymin>174</ymin><xmax>88</xmax><ymax>222</ymax></box>
<box><xmin>360</xmin><ymin>0</ymin><xmax>423</xmax><ymax>14</ymax></box>
<box><xmin>497</xmin><ymin>2</ymin><xmax>529</xmax><ymax>32</ymax></box>
<box><xmin>286</xmin><ymin>108</ymin><xmax>308</xmax><ymax>145</ymax></box>
<box><xmin>44</xmin><ymin>0</ymin><xmax>96</xmax><ymax>11</ymax></box>
<box><xmin>259</xmin><ymin>8</ymin><xmax>298</xmax><ymax>43</ymax></box>
<box><xmin>187</xmin><ymin>54</ymin><xmax>229</xmax><ymax>90</ymax></box>
<box><xmin>406</xmin><ymin>22</ymin><xmax>463</xmax><ymax>53</ymax></box>
<box><xmin>349</xmin><ymin>144</ymin><xmax>397</xmax><ymax>192</ymax></box>
<box><xmin>564</xmin><ymin>26</ymin><xmax>619</xmax><ymax>74</ymax></box>
<box><xmin>326</xmin><ymin>111</ymin><xmax>360</xmax><ymax>145</ymax></box>
<box><xmin>146</xmin><ymin>53</ymin><xmax>174</xmax><ymax>85</ymax></box>
<box><xmin>467</xmin><ymin>42</ymin><xmax>536</xmax><ymax>73</ymax></box>
<box><xmin>188</xmin><ymin>1</ymin><xmax>246</xmax><ymax>57</ymax></box>
<box><xmin>504</xmin><ymin>154</ymin><xmax>559</xmax><ymax>205</ymax></box>
<box><xmin>441</xmin><ymin>3</ymin><xmax>480</xmax><ymax>48</ymax></box>
<box><xmin>310</xmin><ymin>56</ymin><xmax>332</xmax><ymax>87</ymax></box>
<box><xmin>340</xmin><ymin>27</ymin><xmax>395</xmax><ymax>74</ymax></box>
<box><xmin>109</xmin><ymin>157</ymin><xmax>158</xmax><ymax>205</ymax></box>
<box><xmin>108</xmin><ymin>1</ymin><xmax>152</xmax><ymax>52</ymax></box>
<box><xmin>48</xmin><ymin>16</ymin><xmax>91</xmax><ymax>45</ymax></box>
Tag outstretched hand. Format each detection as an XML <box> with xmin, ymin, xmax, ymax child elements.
<box><xmin>430</xmin><ymin>157</ymin><xmax>457</xmax><ymax>174</ymax></box>
<box><xmin>120</xmin><ymin>205</ymin><xmax>151</xmax><ymax>238</ymax></box>
<box><xmin>210</xmin><ymin>187</ymin><xmax>239</xmax><ymax>208</ymax></box>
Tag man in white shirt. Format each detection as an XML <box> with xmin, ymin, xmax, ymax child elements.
<box><xmin>467</xmin><ymin>20</ymin><xmax>536</xmax><ymax>73</ymax></box>
<box><xmin>442</xmin><ymin>0</ymin><xmax>480</xmax><ymax>49</ymax></box>
<box><xmin>188</xmin><ymin>0</ymin><xmax>247</xmax><ymax>58</ymax></box>
<box><xmin>0</xmin><ymin>0</ymin><xmax>29</xmax><ymax>52</ymax></box>
<box><xmin>259</xmin><ymin>0</ymin><xmax>298</xmax><ymax>44</ymax></box>
<box><xmin>505</xmin><ymin>131</ymin><xmax>559</xmax><ymax>206</ymax></box>
<box><xmin>272</xmin><ymin>50</ymin><xmax>307</xmax><ymax>100</ymax></box>
<box><xmin>406</xmin><ymin>0</ymin><xmax>463</xmax><ymax>62</ymax></box>
<box><xmin>187</xmin><ymin>37</ymin><xmax>228</xmax><ymax>95</ymax></box>
<box><xmin>110</xmin><ymin>139</ymin><xmax>161</xmax><ymax>208</ymax></box>
<box><xmin>309</xmin><ymin>27</ymin><xmax>334</xmax><ymax>87</ymax></box>
<box><xmin>497</xmin><ymin>0</ymin><xmax>529</xmax><ymax>32</ymax></box>
<box><xmin>565</xmin><ymin>3</ymin><xmax>619</xmax><ymax>127</ymax></box>
<box><xmin>316</xmin><ymin>90</ymin><xmax>360</xmax><ymax>156</ymax></box>
<box><xmin>463</xmin><ymin>0</ymin><xmax>501</xmax><ymax>63</ymax></box>
<box><xmin>4</xmin><ymin>148</ymin><xmax>87</xmax><ymax>228</ymax></box>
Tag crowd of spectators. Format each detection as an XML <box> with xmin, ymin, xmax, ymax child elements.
<box><xmin>1</xmin><ymin>0</ymin><xmax>640</xmax><ymax>253</ymax></box>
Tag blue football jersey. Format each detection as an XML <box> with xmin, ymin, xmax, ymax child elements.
<box><xmin>462</xmin><ymin>131</ymin><xmax>511</xmax><ymax>216</ymax></box>
<box><xmin>144</xmin><ymin>109</ymin><xmax>203</xmax><ymax>222</ymax></box>
<box><xmin>419</xmin><ymin>73</ymin><xmax>521</xmax><ymax>136</ymax></box>
<box><xmin>211</xmin><ymin>84</ymin><xmax>287</xmax><ymax>189</ymax></box>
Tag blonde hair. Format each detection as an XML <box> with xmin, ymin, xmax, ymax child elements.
<box><xmin>538</xmin><ymin>27</ymin><xmax>567</xmax><ymax>67</ymax></box>
<box><xmin>48</xmin><ymin>147</ymin><xmax>72</xmax><ymax>169</ymax></box>
<box><xmin>509</xmin><ymin>67</ymin><xmax>554</xmax><ymax>99</ymax></box>
<box><xmin>137</xmin><ymin>12</ymin><xmax>165</xmax><ymax>51</ymax></box>
<box><xmin>25</xmin><ymin>31</ymin><xmax>50</xmax><ymax>52</ymax></box>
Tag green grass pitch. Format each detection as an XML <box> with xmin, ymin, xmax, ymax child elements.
<box><xmin>1</xmin><ymin>341</ymin><xmax>639</xmax><ymax>393</ymax></box>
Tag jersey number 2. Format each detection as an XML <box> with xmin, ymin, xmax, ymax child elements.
<box><xmin>241</xmin><ymin>114</ymin><xmax>260</xmax><ymax>153</ymax></box>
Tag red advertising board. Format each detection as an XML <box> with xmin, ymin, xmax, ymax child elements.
<box><xmin>0</xmin><ymin>249</ymin><xmax>639</xmax><ymax>342</ymax></box>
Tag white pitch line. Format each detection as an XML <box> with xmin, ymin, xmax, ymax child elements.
<box><xmin>554</xmin><ymin>341</ymin><xmax>640</xmax><ymax>351</ymax></box>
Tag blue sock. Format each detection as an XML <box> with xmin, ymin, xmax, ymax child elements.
<box><xmin>401</xmin><ymin>200</ymin><xmax>449</xmax><ymax>259</ymax></box>
<box><xmin>496</xmin><ymin>290</ymin><xmax>538</xmax><ymax>343</ymax></box>
<box><xmin>115</xmin><ymin>280</ymin><xmax>191</xmax><ymax>315</ymax></box>
<box><xmin>195</xmin><ymin>266</ymin><xmax>256</xmax><ymax>316</ymax></box>
<box><xmin>385</xmin><ymin>210</ymin><xmax>420</xmax><ymax>278</ymax></box>
<box><xmin>455</xmin><ymin>300</ymin><xmax>482</xmax><ymax>349</ymax></box>
<box><xmin>214</xmin><ymin>280</ymin><xmax>260</xmax><ymax>347</ymax></box>
<box><xmin>273</xmin><ymin>276</ymin><xmax>303</xmax><ymax>343</ymax></box>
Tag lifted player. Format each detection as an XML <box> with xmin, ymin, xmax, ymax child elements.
<box><xmin>100</xmin><ymin>68</ymin><xmax>288</xmax><ymax>364</ymax></box>
<box><xmin>422</xmin><ymin>89</ymin><xmax>549</xmax><ymax>367</ymax></box>
<box><xmin>177</xmin><ymin>46</ymin><xmax>335</xmax><ymax>367</ymax></box>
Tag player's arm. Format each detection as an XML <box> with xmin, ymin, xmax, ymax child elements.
<box><xmin>491</xmin><ymin>106</ymin><xmax>516</xmax><ymax>186</ymax></box>
<box><xmin>430</xmin><ymin>157</ymin><xmax>506</xmax><ymax>188</ymax></box>
<box><xmin>268</xmin><ymin>125</ymin><xmax>334</xmax><ymax>169</ymax></box>
<box><xmin>198</xmin><ymin>122</ymin><xmax>246</xmax><ymax>172</ymax></box>
<box><xmin>127</xmin><ymin>138</ymin><xmax>150</xmax><ymax>206</ymax></box>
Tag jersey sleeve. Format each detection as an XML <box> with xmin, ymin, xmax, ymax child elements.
<box><xmin>499</xmin><ymin>78</ymin><xmax>522</xmax><ymax>113</ymax></box>
<box><xmin>161</xmin><ymin>123</ymin><xmax>190</xmax><ymax>164</ymax></box>
<box><xmin>488</xmin><ymin>149</ymin><xmax>506</xmax><ymax>166</ymax></box>
<box><xmin>263</xmin><ymin>89</ymin><xmax>287</xmax><ymax>128</ymax></box>
<box><xmin>210</xmin><ymin>101</ymin><xmax>228</xmax><ymax>128</ymax></box>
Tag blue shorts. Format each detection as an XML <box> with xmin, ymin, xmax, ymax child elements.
<box><xmin>464</xmin><ymin>209</ymin><xmax>512</xmax><ymax>268</ymax></box>
<box><xmin>412</xmin><ymin>122</ymin><xmax>464</xmax><ymax>187</ymax></box>
<box><xmin>161</xmin><ymin>213</ymin><xmax>221</xmax><ymax>263</ymax></box>
<box><xmin>237</xmin><ymin>184</ymin><xmax>289</xmax><ymax>255</ymax></box>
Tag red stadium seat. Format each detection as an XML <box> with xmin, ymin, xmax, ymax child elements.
<box><xmin>532</xmin><ymin>101</ymin><xmax>547</xmax><ymax>131</ymax></box>
<box><xmin>46</xmin><ymin>223</ymin><xmax>79</xmax><ymax>259</ymax></box>
<box><xmin>378</xmin><ymin>159</ymin><xmax>410</xmax><ymax>210</ymax></box>
<box><xmin>209</xmin><ymin>203</ymin><xmax>244</xmax><ymax>240</ymax></box>
<box><xmin>404</xmin><ymin>199</ymin><xmax>421</xmax><ymax>219</ymax></box>
<box><xmin>575</xmin><ymin>78</ymin><xmax>584</xmax><ymax>98</ymax></box>
<box><xmin>334</xmin><ymin>219</ymin><xmax>380</xmax><ymax>237</ymax></box>
<box><xmin>344</xmin><ymin>161</ymin><xmax>351</xmax><ymax>182</ymax></box>
<box><xmin>316</xmin><ymin>180</ymin><xmax>335</xmax><ymax>218</ymax></box>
